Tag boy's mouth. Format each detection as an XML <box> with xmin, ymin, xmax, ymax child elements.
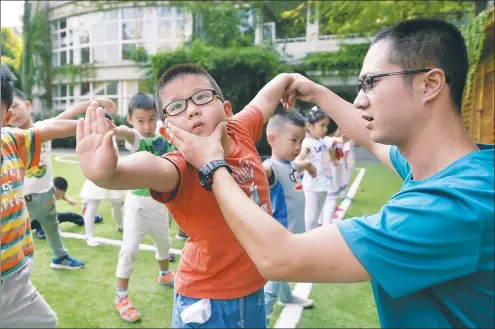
<box><xmin>192</xmin><ymin>122</ymin><xmax>204</xmax><ymax>131</ymax></box>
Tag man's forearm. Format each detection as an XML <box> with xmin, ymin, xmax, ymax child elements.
<box><xmin>313</xmin><ymin>85</ymin><xmax>375</xmax><ymax>152</ymax></box>
<box><xmin>211</xmin><ymin>167</ymin><xmax>293</xmax><ymax>277</ymax></box>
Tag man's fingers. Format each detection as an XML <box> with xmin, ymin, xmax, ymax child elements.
<box><xmin>76</xmin><ymin>118</ymin><xmax>85</xmax><ymax>143</ymax></box>
<box><xmin>102</xmin><ymin>130</ymin><xmax>115</xmax><ymax>149</ymax></box>
<box><xmin>166</xmin><ymin>122</ymin><xmax>192</xmax><ymax>143</ymax></box>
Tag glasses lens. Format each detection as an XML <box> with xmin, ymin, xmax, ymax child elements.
<box><xmin>356</xmin><ymin>81</ymin><xmax>362</xmax><ymax>94</ymax></box>
<box><xmin>192</xmin><ymin>90</ymin><xmax>214</xmax><ymax>105</ymax></box>
<box><xmin>166</xmin><ymin>100</ymin><xmax>186</xmax><ymax>116</ymax></box>
<box><xmin>363</xmin><ymin>77</ymin><xmax>373</xmax><ymax>93</ymax></box>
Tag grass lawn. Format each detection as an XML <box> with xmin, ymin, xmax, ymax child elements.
<box><xmin>30</xmin><ymin>154</ymin><xmax>402</xmax><ymax>328</ymax></box>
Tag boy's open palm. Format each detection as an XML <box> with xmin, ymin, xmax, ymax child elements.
<box><xmin>76</xmin><ymin>102</ymin><xmax>117</xmax><ymax>182</ymax></box>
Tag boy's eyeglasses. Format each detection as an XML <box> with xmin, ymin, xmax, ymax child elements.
<box><xmin>162</xmin><ymin>89</ymin><xmax>223</xmax><ymax>119</ymax></box>
<box><xmin>356</xmin><ymin>68</ymin><xmax>450</xmax><ymax>95</ymax></box>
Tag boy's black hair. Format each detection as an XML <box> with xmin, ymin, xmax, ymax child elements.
<box><xmin>128</xmin><ymin>92</ymin><xmax>156</xmax><ymax>117</ymax></box>
<box><xmin>267</xmin><ymin>110</ymin><xmax>306</xmax><ymax>132</ymax></box>
<box><xmin>14</xmin><ymin>88</ymin><xmax>27</xmax><ymax>102</ymax></box>
<box><xmin>305</xmin><ymin>106</ymin><xmax>328</xmax><ymax>124</ymax></box>
<box><xmin>1</xmin><ymin>65</ymin><xmax>17</xmax><ymax>109</ymax></box>
<box><xmin>53</xmin><ymin>176</ymin><xmax>68</xmax><ymax>192</ymax></box>
<box><xmin>104</xmin><ymin>113</ymin><xmax>113</xmax><ymax>121</ymax></box>
<box><xmin>373</xmin><ymin>18</ymin><xmax>468</xmax><ymax>113</ymax></box>
<box><xmin>155</xmin><ymin>64</ymin><xmax>224</xmax><ymax>118</ymax></box>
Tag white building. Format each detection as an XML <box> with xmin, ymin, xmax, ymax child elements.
<box><xmin>30</xmin><ymin>1</ymin><xmax>367</xmax><ymax>114</ymax></box>
<box><xmin>30</xmin><ymin>1</ymin><xmax>193</xmax><ymax>115</ymax></box>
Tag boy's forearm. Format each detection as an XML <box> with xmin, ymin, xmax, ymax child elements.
<box><xmin>55</xmin><ymin>101</ymin><xmax>91</xmax><ymax>120</ymax></box>
<box><xmin>37</xmin><ymin>119</ymin><xmax>77</xmax><ymax>143</ymax></box>
<box><xmin>114</xmin><ymin>125</ymin><xmax>135</xmax><ymax>145</ymax></box>
<box><xmin>250</xmin><ymin>73</ymin><xmax>293</xmax><ymax>123</ymax></box>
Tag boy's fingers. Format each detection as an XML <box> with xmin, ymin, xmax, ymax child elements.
<box><xmin>90</xmin><ymin>106</ymin><xmax>98</xmax><ymax>135</ymax></box>
<box><xmin>76</xmin><ymin>118</ymin><xmax>84</xmax><ymax>143</ymax></box>
<box><xmin>96</xmin><ymin>107</ymin><xmax>109</xmax><ymax>134</ymax></box>
<box><xmin>84</xmin><ymin>106</ymin><xmax>92</xmax><ymax>136</ymax></box>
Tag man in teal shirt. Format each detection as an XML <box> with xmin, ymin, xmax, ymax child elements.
<box><xmin>158</xmin><ymin>18</ymin><xmax>494</xmax><ymax>328</ymax></box>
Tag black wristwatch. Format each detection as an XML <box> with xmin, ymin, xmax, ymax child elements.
<box><xmin>198</xmin><ymin>160</ymin><xmax>232</xmax><ymax>191</ymax></box>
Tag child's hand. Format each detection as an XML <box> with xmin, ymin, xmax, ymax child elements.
<box><xmin>76</xmin><ymin>101</ymin><xmax>118</xmax><ymax>183</ymax></box>
<box><xmin>93</xmin><ymin>98</ymin><xmax>117</xmax><ymax>114</ymax></box>
<box><xmin>299</xmin><ymin>160</ymin><xmax>317</xmax><ymax>178</ymax></box>
<box><xmin>68</xmin><ymin>199</ymin><xmax>78</xmax><ymax>206</ymax></box>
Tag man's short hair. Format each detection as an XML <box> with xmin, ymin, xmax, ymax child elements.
<box><xmin>53</xmin><ymin>177</ymin><xmax>68</xmax><ymax>192</ymax></box>
<box><xmin>155</xmin><ymin>64</ymin><xmax>224</xmax><ymax>119</ymax></box>
<box><xmin>1</xmin><ymin>65</ymin><xmax>17</xmax><ymax>108</ymax></box>
<box><xmin>373</xmin><ymin>18</ymin><xmax>468</xmax><ymax>113</ymax></box>
<box><xmin>128</xmin><ymin>92</ymin><xmax>155</xmax><ymax>117</ymax></box>
<box><xmin>267</xmin><ymin>110</ymin><xmax>306</xmax><ymax>134</ymax></box>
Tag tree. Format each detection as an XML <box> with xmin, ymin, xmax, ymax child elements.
<box><xmin>21</xmin><ymin>0</ymin><xmax>52</xmax><ymax>108</ymax></box>
<box><xmin>1</xmin><ymin>26</ymin><xmax>23</xmax><ymax>87</ymax></box>
<box><xmin>282</xmin><ymin>1</ymin><xmax>476</xmax><ymax>37</ymax></box>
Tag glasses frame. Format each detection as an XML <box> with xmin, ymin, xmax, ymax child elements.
<box><xmin>162</xmin><ymin>89</ymin><xmax>223</xmax><ymax>119</ymax></box>
<box><xmin>356</xmin><ymin>68</ymin><xmax>449</xmax><ymax>95</ymax></box>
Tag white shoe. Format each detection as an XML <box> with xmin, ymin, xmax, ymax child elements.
<box><xmin>278</xmin><ymin>295</ymin><xmax>313</xmax><ymax>308</ymax></box>
<box><xmin>86</xmin><ymin>237</ymin><xmax>100</xmax><ymax>247</ymax></box>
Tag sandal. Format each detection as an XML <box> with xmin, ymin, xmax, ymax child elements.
<box><xmin>115</xmin><ymin>296</ymin><xmax>141</xmax><ymax>323</ymax></box>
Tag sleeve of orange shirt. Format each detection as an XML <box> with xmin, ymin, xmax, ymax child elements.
<box><xmin>10</xmin><ymin>128</ymin><xmax>41</xmax><ymax>170</ymax></box>
<box><xmin>149</xmin><ymin>151</ymin><xmax>192</xmax><ymax>205</ymax></box>
<box><xmin>231</xmin><ymin>105</ymin><xmax>264</xmax><ymax>143</ymax></box>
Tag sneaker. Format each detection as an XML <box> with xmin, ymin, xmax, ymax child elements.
<box><xmin>115</xmin><ymin>296</ymin><xmax>140</xmax><ymax>323</ymax></box>
<box><xmin>278</xmin><ymin>295</ymin><xmax>314</xmax><ymax>308</ymax></box>
<box><xmin>116</xmin><ymin>226</ymin><xmax>123</xmax><ymax>232</ymax></box>
<box><xmin>86</xmin><ymin>236</ymin><xmax>100</xmax><ymax>247</ymax></box>
<box><xmin>176</xmin><ymin>230</ymin><xmax>188</xmax><ymax>240</ymax></box>
<box><xmin>94</xmin><ymin>214</ymin><xmax>103</xmax><ymax>223</ymax></box>
<box><xmin>50</xmin><ymin>255</ymin><xmax>85</xmax><ymax>270</ymax></box>
<box><xmin>157</xmin><ymin>270</ymin><xmax>175</xmax><ymax>287</ymax></box>
<box><xmin>37</xmin><ymin>229</ymin><xmax>46</xmax><ymax>239</ymax></box>
<box><xmin>168</xmin><ymin>253</ymin><xmax>176</xmax><ymax>262</ymax></box>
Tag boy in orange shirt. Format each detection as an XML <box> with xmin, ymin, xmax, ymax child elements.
<box><xmin>75</xmin><ymin>64</ymin><xmax>296</xmax><ymax>328</ymax></box>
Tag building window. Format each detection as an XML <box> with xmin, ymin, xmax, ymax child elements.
<box><xmin>81</xmin><ymin>47</ymin><xmax>90</xmax><ymax>64</ymax></box>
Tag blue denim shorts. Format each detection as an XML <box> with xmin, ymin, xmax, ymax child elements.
<box><xmin>171</xmin><ymin>288</ymin><xmax>266</xmax><ymax>328</ymax></box>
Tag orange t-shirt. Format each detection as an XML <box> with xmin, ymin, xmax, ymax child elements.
<box><xmin>151</xmin><ymin>105</ymin><xmax>271</xmax><ymax>299</ymax></box>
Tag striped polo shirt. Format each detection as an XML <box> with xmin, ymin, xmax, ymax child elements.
<box><xmin>1</xmin><ymin>128</ymin><xmax>41</xmax><ymax>278</ymax></box>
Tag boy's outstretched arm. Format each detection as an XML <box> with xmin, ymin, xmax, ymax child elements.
<box><xmin>55</xmin><ymin>98</ymin><xmax>117</xmax><ymax>120</ymax></box>
<box><xmin>76</xmin><ymin>102</ymin><xmax>179</xmax><ymax>192</ymax></box>
<box><xmin>36</xmin><ymin>119</ymin><xmax>78</xmax><ymax>143</ymax></box>
<box><xmin>249</xmin><ymin>73</ymin><xmax>294</xmax><ymax>123</ymax></box>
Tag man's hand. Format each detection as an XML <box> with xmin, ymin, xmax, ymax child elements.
<box><xmin>164</xmin><ymin>121</ymin><xmax>229</xmax><ymax>170</ymax></box>
<box><xmin>281</xmin><ymin>73</ymin><xmax>322</xmax><ymax>110</ymax></box>
<box><xmin>76</xmin><ymin>101</ymin><xmax>118</xmax><ymax>182</ymax></box>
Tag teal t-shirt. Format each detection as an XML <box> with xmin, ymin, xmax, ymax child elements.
<box><xmin>337</xmin><ymin>144</ymin><xmax>494</xmax><ymax>328</ymax></box>
<box><xmin>125</xmin><ymin>129</ymin><xmax>174</xmax><ymax>196</ymax></box>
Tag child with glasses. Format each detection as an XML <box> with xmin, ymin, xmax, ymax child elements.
<box><xmin>75</xmin><ymin>63</ymin><xmax>299</xmax><ymax>328</ymax></box>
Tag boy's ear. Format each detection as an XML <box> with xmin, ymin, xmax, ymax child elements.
<box><xmin>126</xmin><ymin>115</ymin><xmax>133</xmax><ymax>126</ymax></box>
<box><xmin>267</xmin><ymin>132</ymin><xmax>276</xmax><ymax>146</ymax></box>
<box><xmin>223</xmin><ymin>101</ymin><xmax>233</xmax><ymax>119</ymax></box>
<box><xmin>3</xmin><ymin>111</ymin><xmax>13</xmax><ymax>126</ymax></box>
<box><xmin>25</xmin><ymin>100</ymin><xmax>32</xmax><ymax>111</ymax></box>
<box><xmin>305</xmin><ymin>122</ymin><xmax>312</xmax><ymax>130</ymax></box>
